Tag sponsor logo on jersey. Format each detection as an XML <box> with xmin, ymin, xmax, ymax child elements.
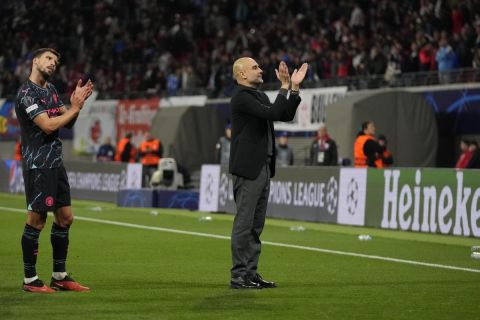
<box><xmin>26</xmin><ymin>104</ymin><xmax>39</xmax><ymax>114</ymax></box>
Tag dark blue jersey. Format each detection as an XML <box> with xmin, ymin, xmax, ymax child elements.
<box><xmin>15</xmin><ymin>80</ymin><xmax>65</xmax><ymax>169</ymax></box>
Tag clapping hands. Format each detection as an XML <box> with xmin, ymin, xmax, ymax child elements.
<box><xmin>70</xmin><ymin>79</ymin><xmax>94</xmax><ymax>111</ymax></box>
<box><xmin>276</xmin><ymin>61</ymin><xmax>309</xmax><ymax>91</ymax></box>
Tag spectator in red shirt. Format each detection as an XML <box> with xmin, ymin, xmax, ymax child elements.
<box><xmin>455</xmin><ymin>139</ymin><xmax>473</xmax><ymax>169</ymax></box>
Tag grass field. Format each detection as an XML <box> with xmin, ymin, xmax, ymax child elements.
<box><xmin>1</xmin><ymin>192</ymin><xmax>479</xmax><ymax>320</ymax></box>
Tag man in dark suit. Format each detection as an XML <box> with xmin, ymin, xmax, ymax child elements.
<box><xmin>229</xmin><ymin>57</ymin><xmax>308</xmax><ymax>289</ymax></box>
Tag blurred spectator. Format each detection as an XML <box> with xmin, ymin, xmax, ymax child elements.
<box><xmin>436</xmin><ymin>37</ymin><xmax>457</xmax><ymax>83</ymax></box>
<box><xmin>215</xmin><ymin>123</ymin><xmax>231</xmax><ymax>166</ymax></box>
<box><xmin>455</xmin><ymin>138</ymin><xmax>473</xmax><ymax>169</ymax></box>
<box><xmin>419</xmin><ymin>43</ymin><xmax>436</xmax><ymax>71</ymax></box>
<box><xmin>96</xmin><ymin>137</ymin><xmax>115</xmax><ymax>162</ymax></box>
<box><xmin>377</xmin><ymin>135</ymin><xmax>393</xmax><ymax>167</ymax></box>
<box><xmin>466</xmin><ymin>141</ymin><xmax>480</xmax><ymax>168</ymax></box>
<box><xmin>276</xmin><ymin>132</ymin><xmax>294</xmax><ymax>167</ymax></box>
<box><xmin>473</xmin><ymin>48</ymin><xmax>480</xmax><ymax>69</ymax></box>
<box><xmin>310</xmin><ymin>123</ymin><xmax>338</xmax><ymax>166</ymax></box>
<box><xmin>367</xmin><ymin>46</ymin><xmax>388</xmax><ymax>76</ymax></box>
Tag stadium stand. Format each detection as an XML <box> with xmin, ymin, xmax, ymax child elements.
<box><xmin>1</xmin><ymin>0</ymin><xmax>480</xmax><ymax>99</ymax></box>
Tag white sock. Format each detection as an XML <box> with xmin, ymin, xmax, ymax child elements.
<box><xmin>52</xmin><ymin>272</ymin><xmax>68</xmax><ymax>280</ymax></box>
<box><xmin>24</xmin><ymin>275</ymin><xmax>39</xmax><ymax>284</ymax></box>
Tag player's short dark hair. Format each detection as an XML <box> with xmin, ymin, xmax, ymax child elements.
<box><xmin>32</xmin><ymin>48</ymin><xmax>61</xmax><ymax>62</ymax></box>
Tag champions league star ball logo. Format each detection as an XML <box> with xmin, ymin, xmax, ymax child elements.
<box><xmin>346</xmin><ymin>178</ymin><xmax>359</xmax><ymax>216</ymax></box>
<box><xmin>204</xmin><ymin>173</ymin><xmax>214</xmax><ymax>204</ymax></box>
<box><xmin>218</xmin><ymin>173</ymin><xmax>230</xmax><ymax>206</ymax></box>
<box><xmin>326</xmin><ymin>176</ymin><xmax>338</xmax><ymax>215</ymax></box>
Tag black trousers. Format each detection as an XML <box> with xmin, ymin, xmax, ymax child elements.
<box><xmin>230</xmin><ymin>164</ymin><xmax>270</xmax><ymax>278</ymax></box>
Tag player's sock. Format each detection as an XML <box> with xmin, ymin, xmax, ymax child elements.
<box><xmin>24</xmin><ymin>275</ymin><xmax>39</xmax><ymax>284</ymax></box>
<box><xmin>50</xmin><ymin>223</ymin><xmax>70</xmax><ymax>273</ymax></box>
<box><xmin>21</xmin><ymin>224</ymin><xmax>41</xmax><ymax>278</ymax></box>
<box><xmin>52</xmin><ymin>272</ymin><xmax>68</xmax><ymax>281</ymax></box>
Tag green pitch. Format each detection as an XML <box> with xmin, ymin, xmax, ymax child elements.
<box><xmin>0</xmin><ymin>192</ymin><xmax>479</xmax><ymax>320</ymax></box>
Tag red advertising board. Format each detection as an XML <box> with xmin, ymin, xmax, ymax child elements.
<box><xmin>116</xmin><ymin>98</ymin><xmax>160</xmax><ymax>146</ymax></box>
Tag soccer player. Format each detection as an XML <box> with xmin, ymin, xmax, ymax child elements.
<box><xmin>15</xmin><ymin>48</ymin><xmax>93</xmax><ymax>293</ymax></box>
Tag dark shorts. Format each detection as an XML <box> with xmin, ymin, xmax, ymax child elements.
<box><xmin>23</xmin><ymin>166</ymin><xmax>71</xmax><ymax>212</ymax></box>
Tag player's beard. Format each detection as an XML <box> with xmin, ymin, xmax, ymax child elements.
<box><xmin>39</xmin><ymin>68</ymin><xmax>53</xmax><ymax>80</ymax></box>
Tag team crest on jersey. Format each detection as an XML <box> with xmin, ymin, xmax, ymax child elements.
<box><xmin>22</xmin><ymin>96</ymin><xmax>34</xmax><ymax>108</ymax></box>
<box><xmin>45</xmin><ymin>196</ymin><xmax>54</xmax><ymax>207</ymax></box>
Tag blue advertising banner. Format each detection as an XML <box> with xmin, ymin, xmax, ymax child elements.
<box><xmin>423</xmin><ymin>89</ymin><xmax>480</xmax><ymax>134</ymax></box>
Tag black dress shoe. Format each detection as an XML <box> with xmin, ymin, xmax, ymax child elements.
<box><xmin>230</xmin><ymin>276</ymin><xmax>262</xmax><ymax>289</ymax></box>
<box><xmin>252</xmin><ymin>274</ymin><xmax>276</xmax><ymax>288</ymax></box>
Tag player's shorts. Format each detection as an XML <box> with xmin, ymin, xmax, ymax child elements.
<box><xmin>23</xmin><ymin>166</ymin><xmax>71</xmax><ymax>212</ymax></box>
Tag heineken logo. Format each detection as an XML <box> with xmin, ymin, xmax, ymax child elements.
<box><xmin>381</xmin><ymin>170</ymin><xmax>480</xmax><ymax>237</ymax></box>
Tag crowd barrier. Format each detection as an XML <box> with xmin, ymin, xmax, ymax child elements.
<box><xmin>0</xmin><ymin>160</ymin><xmax>198</xmax><ymax>210</ymax></box>
<box><xmin>199</xmin><ymin>165</ymin><xmax>480</xmax><ymax>238</ymax></box>
<box><xmin>3</xmin><ymin>160</ymin><xmax>478</xmax><ymax>238</ymax></box>
<box><xmin>0</xmin><ymin>160</ymin><xmax>142</xmax><ymax>202</ymax></box>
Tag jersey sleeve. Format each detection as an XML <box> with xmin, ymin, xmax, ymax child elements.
<box><xmin>18</xmin><ymin>91</ymin><xmax>47</xmax><ymax>121</ymax></box>
<box><xmin>50</xmin><ymin>84</ymin><xmax>65</xmax><ymax>108</ymax></box>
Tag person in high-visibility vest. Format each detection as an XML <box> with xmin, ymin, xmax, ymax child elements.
<box><xmin>14</xmin><ymin>138</ymin><xmax>22</xmax><ymax>161</ymax></box>
<box><xmin>354</xmin><ymin>121</ymin><xmax>383</xmax><ymax>168</ymax></box>
<box><xmin>378</xmin><ymin>135</ymin><xmax>394</xmax><ymax>167</ymax></box>
<box><xmin>115</xmin><ymin>132</ymin><xmax>136</xmax><ymax>163</ymax></box>
<box><xmin>139</xmin><ymin>132</ymin><xmax>163</xmax><ymax>186</ymax></box>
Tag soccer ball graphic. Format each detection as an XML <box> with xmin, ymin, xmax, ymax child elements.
<box><xmin>326</xmin><ymin>176</ymin><xmax>338</xmax><ymax>215</ymax></box>
<box><xmin>346</xmin><ymin>178</ymin><xmax>359</xmax><ymax>216</ymax></box>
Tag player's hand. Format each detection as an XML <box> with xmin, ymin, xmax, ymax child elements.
<box><xmin>291</xmin><ymin>63</ymin><xmax>309</xmax><ymax>90</ymax></box>
<box><xmin>70</xmin><ymin>79</ymin><xmax>94</xmax><ymax>110</ymax></box>
<box><xmin>275</xmin><ymin>61</ymin><xmax>290</xmax><ymax>88</ymax></box>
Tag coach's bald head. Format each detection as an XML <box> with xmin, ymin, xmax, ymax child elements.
<box><xmin>232</xmin><ymin>57</ymin><xmax>263</xmax><ymax>88</ymax></box>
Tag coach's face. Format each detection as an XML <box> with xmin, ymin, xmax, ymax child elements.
<box><xmin>33</xmin><ymin>52</ymin><xmax>58</xmax><ymax>79</ymax></box>
<box><xmin>242</xmin><ymin>58</ymin><xmax>263</xmax><ymax>86</ymax></box>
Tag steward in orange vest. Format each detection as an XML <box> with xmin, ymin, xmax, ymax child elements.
<box><xmin>115</xmin><ymin>132</ymin><xmax>137</xmax><ymax>163</ymax></box>
<box><xmin>15</xmin><ymin>139</ymin><xmax>22</xmax><ymax>161</ymax></box>
<box><xmin>139</xmin><ymin>132</ymin><xmax>163</xmax><ymax>167</ymax></box>
<box><xmin>354</xmin><ymin>121</ymin><xmax>383</xmax><ymax>168</ymax></box>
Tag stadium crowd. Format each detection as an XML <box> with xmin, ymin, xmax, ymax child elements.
<box><xmin>1</xmin><ymin>0</ymin><xmax>480</xmax><ymax>99</ymax></box>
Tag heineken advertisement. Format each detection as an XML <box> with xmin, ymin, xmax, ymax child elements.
<box><xmin>366</xmin><ymin>169</ymin><xmax>480</xmax><ymax>237</ymax></box>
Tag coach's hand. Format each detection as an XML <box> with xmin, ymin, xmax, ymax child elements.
<box><xmin>275</xmin><ymin>61</ymin><xmax>290</xmax><ymax>90</ymax></box>
<box><xmin>70</xmin><ymin>79</ymin><xmax>94</xmax><ymax>110</ymax></box>
<box><xmin>291</xmin><ymin>63</ymin><xmax>309</xmax><ymax>91</ymax></box>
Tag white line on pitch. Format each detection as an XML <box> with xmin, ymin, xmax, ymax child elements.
<box><xmin>1</xmin><ymin>206</ymin><xmax>479</xmax><ymax>274</ymax></box>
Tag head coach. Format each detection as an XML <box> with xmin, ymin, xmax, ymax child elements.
<box><xmin>228</xmin><ymin>57</ymin><xmax>308</xmax><ymax>289</ymax></box>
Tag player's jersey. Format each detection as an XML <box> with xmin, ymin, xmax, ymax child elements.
<box><xmin>15</xmin><ymin>80</ymin><xmax>65</xmax><ymax>169</ymax></box>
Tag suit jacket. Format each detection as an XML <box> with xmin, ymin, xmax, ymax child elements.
<box><xmin>229</xmin><ymin>84</ymin><xmax>301</xmax><ymax>179</ymax></box>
